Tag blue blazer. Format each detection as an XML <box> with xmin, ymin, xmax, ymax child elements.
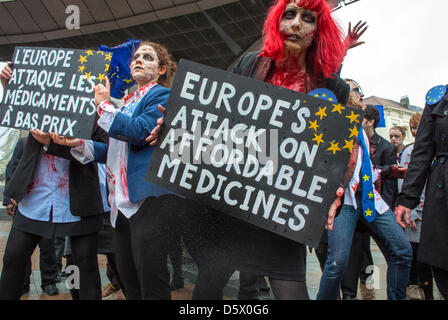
<box><xmin>92</xmin><ymin>84</ymin><xmax>175</xmax><ymax>203</ymax></box>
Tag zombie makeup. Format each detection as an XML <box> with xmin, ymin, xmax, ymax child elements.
<box><xmin>389</xmin><ymin>129</ymin><xmax>404</xmax><ymax>148</ymax></box>
<box><xmin>280</xmin><ymin>1</ymin><xmax>318</xmax><ymax>53</ymax></box>
<box><xmin>130</xmin><ymin>45</ymin><xmax>161</xmax><ymax>86</ymax></box>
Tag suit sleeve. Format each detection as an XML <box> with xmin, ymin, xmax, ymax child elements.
<box><xmin>398</xmin><ymin>103</ymin><xmax>436</xmax><ymax>209</ymax></box>
<box><xmin>378</xmin><ymin>145</ymin><xmax>398</xmax><ymax>208</ymax></box>
<box><xmin>108</xmin><ymin>87</ymin><xmax>169</xmax><ymax>147</ymax></box>
<box><xmin>3</xmin><ymin>138</ymin><xmax>24</xmax><ymax>206</ymax></box>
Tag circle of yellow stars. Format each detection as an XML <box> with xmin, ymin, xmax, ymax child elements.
<box><xmin>307</xmin><ymin>103</ymin><xmax>360</xmax><ymax>155</ymax></box>
<box><xmin>77</xmin><ymin>49</ymin><xmax>113</xmax><ymax>83</ymax></box>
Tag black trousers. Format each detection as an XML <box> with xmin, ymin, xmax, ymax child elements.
<box><xmin>238</xmin><ymin>272</ymin><xmax>260</xmax><ymax>300</ymax></box>
<box><xmin>113</xmin><ymin>195</ymin><xmax>186</xmax><ymax>300</ymax></box>
<box><xmin>409</xmin><ymin>242</ymin><xmax>433</xmax><ymax>286</ymax></box>
<box><xmin>0</xmin><ymin>227</ymin><xmax>101</xmax><ymax>300</ymax></box>
<box><xmin>432</xmin><ymin>266</ymin><xmax>448</xmax><ymax>299</ymax></box>
<box><xmin>23</xmin><ymin>236</ymin><xmax>59</xmax><ymax>289</ymax></box>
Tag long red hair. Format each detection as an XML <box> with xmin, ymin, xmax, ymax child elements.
<box><xmin>261</xmin><ymin>0</ymin><xmax>344</xmax><ymax>80</ymax></box>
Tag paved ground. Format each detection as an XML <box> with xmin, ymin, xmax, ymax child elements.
<box><xmin>0</xmin><ymin>215</ymin><xmax>443</xmax><ymax>300</ymax></box>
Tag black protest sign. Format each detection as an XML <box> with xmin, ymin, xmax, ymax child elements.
<box><xmin>146</xmin><ymin>59</ymin><xmax>362</xmax><ymax>247</ymax></box>
<box><xmin>0</xmin><ymin>47</ymin><xmax>112</xmax><ymax>139</ymax></box>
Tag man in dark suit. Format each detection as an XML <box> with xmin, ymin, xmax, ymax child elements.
<box><xmin>3</xmin><ymin>137</ymin><xmax>60</xmax><ymax>296</ymax></box>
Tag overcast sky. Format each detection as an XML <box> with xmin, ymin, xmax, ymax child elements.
<box><xmin>332</xmin><ymin>0</ymin><xmax>448</xmax><ymax>109</ymax></box>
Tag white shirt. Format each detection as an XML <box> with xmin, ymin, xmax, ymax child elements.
<box><xmin>71</xmin><ymin>83</ymin><xmax>157</xmax><ymax>227</ymax></box>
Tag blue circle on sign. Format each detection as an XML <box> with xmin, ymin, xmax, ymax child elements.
<box><xmin>308</xmin><ymin>88</ymin><xmax>338</xmax><ymax>103</ymax></box>
<box><xmin>425</xmin><ymin>85</ymin><xmax>446</xmax><ymax>105</ymax></box>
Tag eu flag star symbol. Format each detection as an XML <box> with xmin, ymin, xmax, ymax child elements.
<box><xmin>312</xmin><ymin>133</ymin><xmax>324</xmax><ymax>146</ymax></box>
<box><xmin>368</xmin><ymin>191</ymin><xmax>374</xmax><ymax>199</ymax></box>
<box><xmin>349</xmin><ymin>126</ymin><xmax>359</xmax><ymax>138</ymax></box>
<box><xmin>315</xmin><ymin>107</ymin><xmax>327</xmax><ymax>120</ymax></box>
<box><xmin>363</xmin><ymin>174</ymin><xmax>370</xmax><ymax>182</ymax></box>
<box><xmin>343</xmin><ymin>139</ymin><xmax>354</xmax><ymax>153</ymax></box>
<box><xmin>309</xmin><ymin>120</ymin><xmax>319</xmax><ymax>132</ymax></box>
<box><xmin>79</xmin><ymin>55</ymin><xmax>87</xmax><ymax>64</ymax></box>
<box><xmin>365</xmin><ymin>208</ymin><xmax>373</xmax><ymax>216</ymax></box>
<box><xmin>332</xmin><ymin>103</ymin><xmax>345</xmax><ymax>114</ymax></box>
<box><xmin>327</xmin><ymin>141</ymin><xmax>341</xmax><ymax>154</ymax></box>
<box><xmin>346</xmin><ymin>111</ymin><xmax>360</xmax><ymax>124</ymax></box>
<box><xmin>97</xmin><ymin>73</ymin><xmax>105</xmax><ymax>83</ymax></box>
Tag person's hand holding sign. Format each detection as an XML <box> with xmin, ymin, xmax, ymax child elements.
<box><xmin>50</xmin><ymin>133</ymin><xmax>82</xmax><ymax>147</ymax></box>
<box><xmin>145</xmin><ymin>105</ymin><xmax>166</xmax><ymax>146</ymax></box>
<box><xmin>30</xmin><ymin>129</ymin><xmax>51</xmax><ymax>146</ymax></box>
<box><xmin>0</xmin><ymin>62</ymin><xmax>12</xmax><ymax>90</ymax></box>
<box><xmin>94</xmin><ymin>76</ymin><xmax>111</xmax><ymax>115</ymax></box>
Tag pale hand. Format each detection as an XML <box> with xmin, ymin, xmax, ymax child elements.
<box><xmin>344</xmin><ymin>20</ymin><xmax>368</xmax><ymax>50</ymax></box>
<box><xmin>145</xmin><ymin>105</ymin><xmax>166</xmax><ymax>146</ymax></box>
<box><xmin>326</xmin><ymin>187</ymin><xmax>344</xmax><ymax>231</ymax></box>
<box><xmin>94</xmin><ymin>75</ymin><xmax>111</xmax><ymax>106</ymax></box>
<box><xmin>395</xmin><ymin>205</ymin><xmax>411</xmax><ymax>228</ymax></box>
<box><xmin>30</xmin><ymin>129</ymin><xmax>51</xmax><ymax>146</ymax></box>
<box><xmin>0</xmin><ymin>61</ymin><xmax>12</xmax><ymax>90</ymax></box>
<box><xmin>50</xmin><ymin>132</ymin><xmax>82</xmax><ymax>147</ymax></box>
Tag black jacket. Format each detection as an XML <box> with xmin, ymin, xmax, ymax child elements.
<box><xmin>370</xmin><ymin>132</ymin><xmax>398</xmax><ymax>208</ymax></box>
<box><xmin>3</xmin><ymin>137</ymin><xmax>26</xmax><ymax>206</ymax></box>
<box><xmin>3</xmin><ymin>125</ymin><xmax>108</xmax><ymax>217</ymax></box>
<box><xmin>398</xmin><ymin>86</ymin><xmax>448</xmax><ymax>270</ymax></box>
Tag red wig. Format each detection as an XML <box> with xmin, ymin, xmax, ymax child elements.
<box><xmin>261</xmin><ymin>0</ymin><xmax>344</xmax><ymax>80</ymax></box>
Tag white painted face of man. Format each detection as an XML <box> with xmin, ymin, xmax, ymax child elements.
<box><xmin>130</xmin><ymin>45</ymin><xmax>161</xmax><ymax>85</ymax></box>
<box><xmin>279</xmin><ymin>1</ymin><xmax>318</xmax><ymax>54</ymax></box>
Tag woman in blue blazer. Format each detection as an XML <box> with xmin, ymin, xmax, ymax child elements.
<box><xmin>52</xmin><ymin>42</ymin><xmax>184</xmax><ymax>300</ymax></box>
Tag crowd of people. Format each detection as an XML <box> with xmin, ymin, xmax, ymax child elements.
<box><xmin>0</xmin><ymin>0</ymin><xmax>447</xmax><ymax>300</ymax></box>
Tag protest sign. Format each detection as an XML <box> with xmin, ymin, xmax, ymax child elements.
<box><xmin>0</xmin><ymin>46</ymin><xmax>112</xmax><ymax>139</ymax></box>
<box><xmin>146</xmin><ymin>59</ymin><xmax>362</xmax><ymax>247</ymax></box>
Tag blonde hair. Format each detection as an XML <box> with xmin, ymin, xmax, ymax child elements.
<box><xmin>390</xmin><ymin>125</ymin><xmax>407</xmax><ymax>138</ymax></box>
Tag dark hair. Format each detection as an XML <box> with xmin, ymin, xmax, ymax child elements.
<box><xmin>363</xmin><ymin>104</ymin><xmax>380</xmax><ymax>128</ymax></box>
<box><xmin>136</xmin><ymin>41</ymin><xmax>177</xmax><ymax>88</ymax></box>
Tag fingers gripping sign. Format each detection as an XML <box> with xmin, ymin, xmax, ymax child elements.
<box><xmin>95</xmin><ymin>75</ymin><xmax>111</xmax><ymax>109</ymax></box>
<box><xmin>30</xmin><ymin>129</ymin><xmax>51</xmax><ymax>146</ymax></box>
<box><xmin>0</xmin><ymin>61</ymin><xmax>13</xmax><ymax>89</ymax></box>
<box><xmin>50</xmin><ymin>132</ymin><xmax>82</xmax><ymax>147</ymax></box>
<box><xmin>146</xmin><ymin>104</ymin><xmax>166</xmax><ymax>146</ymax></box>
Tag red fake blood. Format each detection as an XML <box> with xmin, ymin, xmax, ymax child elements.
<box><xmin>41</xmin><ymin>153</ymin><xmax>57</xmax><ymax>172</ymax></box>
<box><xmin>57</xmin><ymin>176</ymin><xmax>69</xmax><ymax>196</ymax></box>
<box><xmin>120</xmin><ymin>157</ymin><xmax>129</xmax><ymax>200</ymax></box>
<box><xmin>26</xmin><ymin>177</ymin><xmax>40</xmax><ymax>193</ymax></box>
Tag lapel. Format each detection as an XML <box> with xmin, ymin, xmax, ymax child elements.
<box><xmin>131</xmin><ymin>84</ymin><xmax>160</xmax><ymax>119</ymax></box>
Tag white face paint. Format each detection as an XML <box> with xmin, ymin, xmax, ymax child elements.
<box><xmin>280</xmin><ymin>1</ymin><xmax>318</xmax><ymax>54</ymax></box>
<box><xmin>130</xmin><ymin>45</ymin><xmax>161</xmax><ymax>85</ymax></box>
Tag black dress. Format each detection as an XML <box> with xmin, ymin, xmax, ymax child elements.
<box><xmin>398</xmin><ymin>86</ymin><xmax>448</xmax><ymax>272</ymax></box>
<box><xmin>182</xmin><ymin>51</ymin><xmax>350</xmax><ymax>281</ymax></box>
